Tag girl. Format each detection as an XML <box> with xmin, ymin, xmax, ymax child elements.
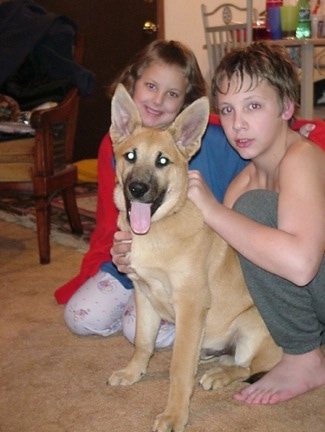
<box><xmin>57</xmin><ymin>39</ymin><xmax>248</xmax><ymax>346</ymax></box>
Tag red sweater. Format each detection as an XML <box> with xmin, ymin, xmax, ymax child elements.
<box><xmin>54</xmin><ymin>115</ymin><xmax>325</xmax><ymax>304</ymax></box>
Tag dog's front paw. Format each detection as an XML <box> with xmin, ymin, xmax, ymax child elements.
<box><xmin>200</xmin><ymin>365</ymin><xmax>250</xmax><ymax>390</ymax></box>
<box><xmin>108</xmin><ymin>368</ymin><xmax>144</xmax><ymax>386</ymax></box>
<box><xmin>152</xmin><ymin>409</ymin><xmax>188</xmax><ymax>432</ymax></box>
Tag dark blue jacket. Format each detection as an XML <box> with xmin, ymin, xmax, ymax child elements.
<box><xmin>0</xmin><ymin>0</ymin><xmax>94</xmax><ymax>102</ymax></box>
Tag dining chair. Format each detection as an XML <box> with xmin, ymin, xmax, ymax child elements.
<box><xmin>0</xmin><ymin>32</ymin><xmax>84</xmax><ymax>264</ymax></box>
<box><xmin>201</xmin><ymin>1</ymin><xmax>256</xmax><ymax>80</ymax></box>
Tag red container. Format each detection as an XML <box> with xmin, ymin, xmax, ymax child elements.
<box><xmin>266</xmin><ymin>0</ymin><xmax>283</xmax><ymax>11</ymax></box>
<box><xmin>253</xmin><ymin>22</ymin><xmax>269</xmax><ymax>40</ymax></box>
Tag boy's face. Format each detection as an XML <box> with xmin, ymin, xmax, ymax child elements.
<box><xmin>217</xmin><ymin>73</ymin><xmax>291</xmax><ymax>161</ymax></box>
<box><xmin>133</xmin><ymin>62</ymin><xmax>186</xmax><ymax>130</ymax></box>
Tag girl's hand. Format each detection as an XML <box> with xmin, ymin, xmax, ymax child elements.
<box><xmin>299</xmin><ymin>123</ymin><xmax>315</xmax><ymax>138</ymax></box>
<box><xmin>111</xmin><ymin>231</ymin><xmax>133</xmax><ymax>274</ymax></box>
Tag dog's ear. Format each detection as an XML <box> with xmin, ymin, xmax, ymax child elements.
<box><xmin>110</xmin><ymin>84</ymin><xmax>142</xmax><ymax>145</ymax></box>
<box><xmin>170</xmin><ymin>96</ymin><xmax>210</xmax><ymax>160</ymax></box>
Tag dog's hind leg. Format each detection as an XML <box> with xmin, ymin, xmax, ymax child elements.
<box><xmin>199</xmin><ymin>308</ymin><xmax>281</xmax><ymax>390</ymax></box>
<box><xmin>200</xmin><ymin>364</ymin><xmax>251</xmax><ymax>390</ymax></box>
<box><xmin>109</xmin><ymin>285</ymin><xmax>161</xmax><ymax>386</ymax></box>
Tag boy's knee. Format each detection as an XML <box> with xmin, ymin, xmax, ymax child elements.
<box><xmin>234</xmin><ymin>190</ymin><xmax>278</xmax><ymax>226</ymax></box>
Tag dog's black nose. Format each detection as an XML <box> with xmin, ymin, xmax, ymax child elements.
<box><xmin>129</xmin><ymin>181</ymin><xmax>149</xmax><ymax>199</ymax></box>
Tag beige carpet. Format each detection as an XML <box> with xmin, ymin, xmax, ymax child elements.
<box><xmin>1</xmin><ymin>219</ymin><xmax>325</xmax><ymax>432</ymax></box>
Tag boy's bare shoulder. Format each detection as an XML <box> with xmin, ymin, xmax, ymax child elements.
<box><xmin>283</xmin><ymin>135</ymin><xmax>325</xmax><ymax>168</ymax></box>
<box><xmin>280</xmin><ymin>137</ymin><xmax>325</xmax><ymax>191</ymax></box>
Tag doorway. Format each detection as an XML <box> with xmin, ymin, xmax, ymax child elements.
<box><xmin>36</xmin><ymin>0</ymin><xmax>164</xmax><ymax>160</ymax></box>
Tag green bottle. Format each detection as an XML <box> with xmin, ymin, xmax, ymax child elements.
<box><xmin>296</xmin><ymin>0</ymin><xmax>311</xmax><ymax>38</ymax></box>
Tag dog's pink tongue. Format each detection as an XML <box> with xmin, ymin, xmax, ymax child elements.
<box><xmin>130</xmin><ymin>201</ymin><xmax>151</xmax><ymax>234</ymax></box>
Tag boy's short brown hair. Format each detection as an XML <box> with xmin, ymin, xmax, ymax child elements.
<box><xmin>211</xmin><ymin>42</ymin><xmax>299</xmax><ymax>114</ymax></box>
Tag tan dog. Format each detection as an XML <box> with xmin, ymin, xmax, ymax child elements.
<box><xmin>108</xmin><ymin>84</ymin><xmax>282</xmax><ymax>432</ymax></box>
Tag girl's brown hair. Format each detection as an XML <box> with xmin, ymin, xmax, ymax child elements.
<box><xmin>108</xmin><ymin>39</ymin><xmax>206</xmax><ymax>110</ymax></box>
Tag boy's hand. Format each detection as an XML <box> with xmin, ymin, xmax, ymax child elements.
<box><xmin>187</xmin><ymin>170</ymin><xmax>219</xmax><ymax>224</ymax></box>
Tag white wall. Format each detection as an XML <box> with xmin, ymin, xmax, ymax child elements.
<box><xmin>164</xmin><ymin>0</ymin><xmax>265</xmax><ymax>83</ymax></box>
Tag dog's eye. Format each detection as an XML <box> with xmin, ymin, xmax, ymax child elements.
<box><xmin>124</xmin><ymin>150</ymin><xmax>136</xmax><ymax>163</ymax></box>
<box><xmin>156</xmin><ymin>154</ymin><xmax>170</xmax><ymax>168</ymax></box>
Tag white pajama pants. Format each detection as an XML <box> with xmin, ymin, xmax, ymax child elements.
<box><xmin>64</xmin><ymin>270</ymin><xmax>176</xmax><ymax>348</ymax></box>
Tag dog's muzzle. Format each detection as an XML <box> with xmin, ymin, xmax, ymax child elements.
<box><xmin>125</xmin><ymin>180</ymin><xmax>166</xmax><ymax>235</ymax></box>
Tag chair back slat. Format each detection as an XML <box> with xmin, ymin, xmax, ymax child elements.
<box><xmin>202</xmin><ymin>2</ymin><xmax>255</xmax><ymax>79</ymax></box>
<box><xmin>51</xmin><ymin>122</ymin><xmax>66</xmax><ymax>171</ymax></box>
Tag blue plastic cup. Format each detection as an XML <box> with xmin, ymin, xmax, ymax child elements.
<box><xmin>268</xmin><ymin>6</ymin><xmax>283</xmax><ymax>40</ymax></box>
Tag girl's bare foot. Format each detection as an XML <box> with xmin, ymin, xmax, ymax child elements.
<box><xmin>233</xmin><ymin>348</ymin><xmax>325</xmax><ymax>404</ymax></box>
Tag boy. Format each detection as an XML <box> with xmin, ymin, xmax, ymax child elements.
<box><xmin>188</xmin><ymin>42</ymin><xmax>325</xmax><ymax>404</ymax></box>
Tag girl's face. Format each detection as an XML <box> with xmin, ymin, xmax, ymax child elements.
<box><xmin>217</xmin><ymin>73</ymin><xmax>293</xmax><ymax>162</ymax></box>
<box><xmin>133</xmin><ymin>62</ymin><xmax>187</xmax><ymax>129</ymax></box>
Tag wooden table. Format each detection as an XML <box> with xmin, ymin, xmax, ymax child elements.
<box><xmin>267</xmin><ymin>38</ymin><xmax>325</xmax><ymax>119</ymax></box>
